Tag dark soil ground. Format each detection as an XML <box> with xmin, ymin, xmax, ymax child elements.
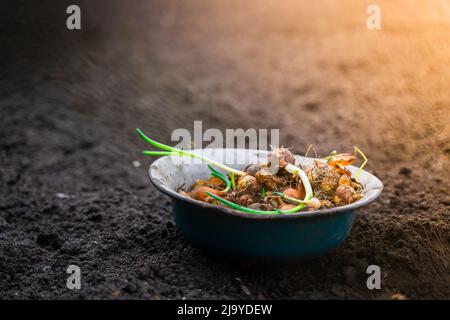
<box><xmin>0</xmin><ymin>0</ymin><xmax>449</xmax><ymax>299</ymax></box>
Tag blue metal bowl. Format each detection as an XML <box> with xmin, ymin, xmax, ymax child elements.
<box><xmin>149</xmin><ymin>148</ymin><xmax>383</xmax><ymax>261</ymax></box>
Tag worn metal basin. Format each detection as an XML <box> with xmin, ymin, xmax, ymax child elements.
<box><xmin>149</xmin><ymin>148</ymin><xmax>383</xmax><ymax>261</ymax></box>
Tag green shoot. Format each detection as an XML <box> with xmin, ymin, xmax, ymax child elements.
<box><xmin>205</xmin><ymin>191</ymin><xmax>305</xmax><ymax>215</ymax></box>
<box><xmin>207</xmin><ymin>164</ymin><xmax>227</xmax><ymax>180</ymax></box>
<box><xmin>210</xmin><ymin>172</ymin><xmax>231</xmax><ymax>193</ymax></box>
<box><xmin>323</xmin><ymin>150</ymin><xmax>337</xmax><ymax>161</ymax></box>
<box><xmin>142</xmin><ymin>151</ymin><xmax>177</xmax><ymax>156</ymax></box>
<box><xmin>136</xmin><ymin>128</ymin><xmax>175</xmax><ymax>151</ymax></box>
<box><xmin>273</xmin><ymin>192</ymin><xmax>308</xmax><ymax>205</ymax></box>
<box><xmin>208</xmin><ymin>165</ymin><xmax>231</xmax><ymax>193</ymax></box>
<box><xmin>261</xmin><ymin>186</ymin><xmax>266</xmax><ymax>198</ymax></box>
<box><xmin>136</xmin><ymin>128</ymin><xmax>246</xmax><ymax>176</ymax></box>
<box><xmin>230</xmin><ymin>172</ymin><xmax>236</xmax><ymax>191</ymax></box>
<box><xmin>353</xmin><ymin>146</ymin><xmax>367</xmax><ymax>182</ymax></box>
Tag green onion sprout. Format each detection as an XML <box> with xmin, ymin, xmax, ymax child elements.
<box><xmin>137</xmin><ymin>128</ymin><xmax>246</xmax><ymax>176</ymax></box>
<box><xmin>208</xmin><ymin>165</ymin><xmax>231</xmax><ymax>193</ymax></box>
<box><xmin>205</xmin><ymin>191</ymin><xmax>306</xmax><ymax>215</ymax></box>
<box><xmin>323</xmin><ymin>150</ymin><xmax>337</xmax><ymax>161</ymax></box>
<box><xmin>353</xmin><ymin>146</ymin><xmax>367</xmax><ymax>182</ymax></box>
<box><xmin>230</xmin><ymin>172</ymin><xmax>236</xmax><ymax>191</ymax></box>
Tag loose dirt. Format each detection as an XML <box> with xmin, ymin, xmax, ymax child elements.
<box><xmin>0</xmin><ymin>0</ymin><xmax>448</xmax><ymax>299</ymax></box>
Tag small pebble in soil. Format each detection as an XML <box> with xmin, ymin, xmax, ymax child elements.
<box><xmin>240</xmin><ymin>284</ymin><xmax>251</xmax><ymax>296</ymax></box>
<box><xmin>391</xmin><ymin>293</ymin><xmax>407</xmax><ymax>300</ymax></box>
<box><xmin>36</xmin><ymin>233</ymin><xmax>63</xmax><ymax>251</ymax></box>
<box><xmin>42</xmin><ymin>265</ymin><xmax>51</xmax><ymax>272</ymax></box>
<box><xmin>343</xmin><ymin>266</ymin><xmax>357</xmax><ymax>285</ymax></box>
<box><xmin>132</xmin><ymin>160</ymin><xmax>141</xmax><ymax>168</ymax></box>
<box><xmin>0</xmin><ymin>217</ymin><xmax>8</xmax><ymax>229</ymax></box>
<box><xmin>60</xmin><ymin>240</ymin><xmax>83</xmax><ymax>255</ymax></box>
<box><xmin>111</xmin><ymin>290</ymin><xmax>121</xmax><ymax>298</ymax></box>
<box><xmin>399</xmin><ymin>167</ymin><xmax>412</xmax><ymax>176</ymax></box>
<box><xmin>88</xmin><ymin>213</ymin><xmax>104</xmax><ymax>222</ymax></box>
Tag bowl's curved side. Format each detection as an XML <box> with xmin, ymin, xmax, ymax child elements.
<box><xmin>171</xmin><ymin>197</ymin><xmax>355</xmax><ymax>260</ymax></box>
<box><xmin>147</xmin><ymin>148</ymin><xmax>376</xmax><ymax>260</ymax></box>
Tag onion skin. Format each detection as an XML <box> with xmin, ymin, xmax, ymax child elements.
<box><xmin>320</xmin><ymin>170</ymin><xmax>340</xmax><ymax>195</ymax></box>
<box><xmin>338</xmin><ymin>174</ymin><xmax>352</xmax><ymax>186</ymax></box>
<box><xmin>333</xmin><ymin>165</ymin><xmax>352</xmax><ymax>176</ymax></box>
<box><xmin>328</xmin><ymin>153</ymin><xmax>357</xmax><ymax>167</ymax></box>
<box><xmin>178</xmin><ymin>190</ymin><xmax>191</xmax><ymax>198</ymax></box>
<box><xmin>245</xmin><ymin>163</ymin><xmax>263</xmax><ymax>176</ymax></box>
<box><xmin>239</xmin><ymin>194</ymin><xmax>255</xmax><ymax>206</ymax></box>
<box><xmin>255</xmin><ymin>168</ymin><xmax>284</xmax><ymax>190</ymax></box>
<box><xmin>283</xmin><ymin>188</ymin><xmax>302</xmax><ymax>199</ymax></box>
<box><xmin>269</xmin><ymin>147</ymin><xmax>295</xmax><ymax>169</ymax></box>
<box><xmin>297</xmin><ymin>183</ymin><xmax>306</xmax><ymax>199</ymax></box>
<box><xmin>237</xmin><ymin>175</ymin><xmax>259</xmax><ymax>194</ymax></box>
<box><xmin>320</xmin><ymin>199</ymin><xmax>334</xmax><ymax>208</ymax></box>
<box><xmin>190</xmin><ymin>179</ymin><xmax>209</xmax><ymax>190</ymax></box>
<box><xmin>279</xmin><ymin>203</ymin><xmax>296</xmax><ymax>211</ymax></box>
<box><xmin>306</xmin><ymin>161</ymin><xmax>327</xmax><ymax>183</ymax></box>
<box><xmin>190</xmin><ymin>187</ymin><xmax>225</xmax><ymax>202</ymax></box>
<box><xmin>207</xmin><ymin>176</ymin><xmax>225</xmax><ymax>188</ymax></box>
<box><xmin>334</xmin><ymin>185</ymin><xmax>357</xmax><ymax>205</ymax></box>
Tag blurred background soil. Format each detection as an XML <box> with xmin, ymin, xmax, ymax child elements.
<box><xmin>0</xmin><ymin>0</ymin><xmax>449</xmax><ymax>299</ymax></box>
